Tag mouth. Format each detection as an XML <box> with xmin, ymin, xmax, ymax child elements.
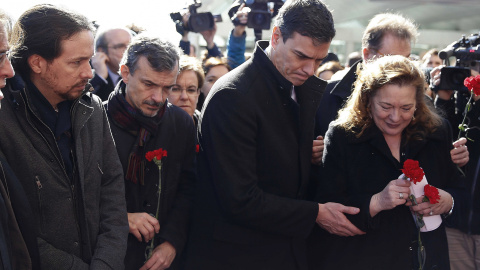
<box><xmin>386</xmin><ymin>122</ymin><xmax>400</xmax><ymax>129</ymax></box>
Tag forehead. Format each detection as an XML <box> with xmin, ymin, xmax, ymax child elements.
<box><xmin>58</xmin><ymin>30</ymin><xmax>94</xmax><ymax>58</ymax></box>
<box><xmin>106</xmin><ymin>29</ymin><xmax>131</xmax><ymax>43</ymax></box>
<box><xmin>207</xmin><ymin>65</ymin><xmax>229</xmax><ymax>77</ymax></box>
<box><xmin>0</xmin><ymin>25</ymin><xmax>7</xmax><ymax>49</ymax></box>
<box><xmin>178</xmin><ymin>70</ymin><xmax>198</xmax><ymax>84</ymax></box>
<box><xmin>373</xmin><ymin>83</ymin><xmax>416</xmax><ymax>103</ymax></box>
<box><xmin>285</xmin><ymin>32</ymin><xmax>330</xmax><ymax>59</ymax></box>
<box><xmin>134</xmin><ymin>56</ymin><xmax>178</xmax><ymax>84</ymax></box>
<box><xmin>379</xmin><ymin>34</ymin><xmax>411</xmax><ymax>57</ymax></box>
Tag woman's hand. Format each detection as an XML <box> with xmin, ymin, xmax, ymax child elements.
<box><xmin>409</xmin><ymin>188</ymin><xmax>453</xmax><ymax>216</ymax></box>
<box><xmin>369</xmin><ymin>179</ymin><xmax>411</xmax><ymax>217</ymax></box>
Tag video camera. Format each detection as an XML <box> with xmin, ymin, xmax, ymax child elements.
<box><xmin>229</xmin><ymin>0</ymin><xmax>284</xmax><ymax>41</ymax></box>
<box><xmin>170</xmin><ymin>0</ymin><xmax>218</xmax><ymax>34</ymax></box>
<box><xmin>437</xmin><ymin>32</ymin><xmax>480</xmax><ymax>92</ymax></box>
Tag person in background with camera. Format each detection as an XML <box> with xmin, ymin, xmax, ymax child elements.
<box><xmin>431</xmin><ymin>51</ymin><xmax>480</xmax><ymax>270</ymax></box>
<box><xmin>90</xmin><ymin>26</ymin><xmax>133</xmax><ymax>101</ymax></box>
<box><xmin>226</xmin><ymin>3</ymin><xmax>249</xmax><ymax>69</ymax></box>
<box><xmin>176</xmin><ymin>5</ymin><xmax>223</xmax><ymax>60</ymax></box>
<box><xmin>184</xmin><ymin>1</ymin><xmax>365</xmax><ymax>269</ymax></box>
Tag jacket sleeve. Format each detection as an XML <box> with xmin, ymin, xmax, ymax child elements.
<box><xmin>200</xmin><ymin>89</ymin><xmax>318</xmax><ymax>239</ymax></box>
<box><xmin>158</xmin><ymin>114</ymin><xmax>196</xmax><ymax>254</ymax></box>
<box><xmin>89</xmin><ymin>101</ymin><xmax>128</xmax><ymax>269</ymax></box>
<box><xmin>227</xmin><ymin>29</ymin><xmax>246</xmax><ymax>69</ymax></box>
<box><xmin>37</xmin><ymin>237</ymin><xmax>89</xmax><ymax>270</ymax></box>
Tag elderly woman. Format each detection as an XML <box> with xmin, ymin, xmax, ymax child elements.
<box><xmin>168</xmin><ymin>55</ymin><xmax>204</xmax><ymax>127</ymax></box>
<box><xmin>309</xmin><ymin>55</ymin><xmax>463</xmax><ymax>270</ymax></box>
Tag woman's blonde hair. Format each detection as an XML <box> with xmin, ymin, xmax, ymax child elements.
<box><xmin>335</xmin><ymin>55</ymin><xmax>442</xmax><ymax>141</ymax></box>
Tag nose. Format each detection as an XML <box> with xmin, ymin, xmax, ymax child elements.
<box><xmin>180</xmin><ymin>89</ymin><xmax>188</xmax><ymax>100</ymax></box>
<box><xmin>303</xmin><ymin>60</ymin><xmax>317</xmax><ymax>77</ymax></box>
<box><xmin>390</xmin><ymin>108</ymin><xmax>400</xmax><ymax>122</ymax></box>
<box><xmin>0</xmin><ymin>58</ymin><xmax>14</xmax><ymax>80</ymax></box>
<box><xmin>151</xmin><ymin>89</ymin><xmax>164</xmax><ymax>103</ymax></box>
<box><xmin>82</xmin><ymin>62</ymin><xmax>93</xmax><ymax>79</ymax></box>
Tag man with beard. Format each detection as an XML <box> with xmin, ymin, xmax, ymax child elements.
<box><xmin>105</xmin><ymin>36</ymin><xmax>196</xmax><ymax>270</ymax></box>
<box><xmin>0</xmin><ymin>4</ymin><xmax>128</xmax><ymax>269</ymax></box>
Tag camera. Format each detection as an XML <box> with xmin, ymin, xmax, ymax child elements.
<box><xmin>437</xmin><ymin>32</ymin><xmax>480</xmax><ymax>92</ymax></box>
<box><xmin>229</xmin><ymin>0</ymin><xmax>284</xmax><ymax>30</ymax></box>
<box><xmin>170</xmin><ymin>0</ymin><xmax>215</xmax><ymax>34</ymax></box>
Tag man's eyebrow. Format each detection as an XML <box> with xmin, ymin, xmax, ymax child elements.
<box><xmin>294</xmin><ymin>49</ymin><xmax>326</xmax><ymax>61</ymax></box>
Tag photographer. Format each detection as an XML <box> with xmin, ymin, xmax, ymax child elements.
<box><xmin>431</xmin><ymin>47</ymin><xmax>480</xmax><ymax>269</ymax></box>
<box><xmin>175</xmin><ymin>4</ymin><xmax>223</xmax><ymax>59</ymax></box>
<box><xmin>227</xmin><ymin>3</ymin><xmax>249</xmax><ymax>69</ymax></box>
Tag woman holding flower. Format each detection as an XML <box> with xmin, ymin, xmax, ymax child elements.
<box><xmin>308</xmin><ymin>55</ymin><xmax>464</xmax><ymax>269</ymax></box>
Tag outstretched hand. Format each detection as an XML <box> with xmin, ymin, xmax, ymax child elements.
<box><xmin>316</xmin><ymin>202</ymin><xmax>365</xmax><ymax>237</ymax></box>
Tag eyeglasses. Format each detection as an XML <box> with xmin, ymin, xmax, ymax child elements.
<box><xmin>108</xmin><ymin>43</ymin><xmax>128</xmax><ymax>51</ymax></box>
<box><xmin>0</xmin><ymin>50</ymin><xmax>10</xmax><ymax>66</ymax></box>
<box><xmin>169</xmin><ymin>86</ymin><xmax>199</xmax><ymax>97</ymax></box>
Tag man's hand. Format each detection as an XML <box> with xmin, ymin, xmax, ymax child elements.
<box><xmin>127</xmin><ymin>212</ymin><xmax>160</xmax><ymax>242</ymax></box>
<box><xmin>316</xmin><ymin>203</ymin><xmax>365</xmax><ymax>237</ymax></box>
<box><xmin>140</xmin><ymin>241</ymin><xmax>176</xmax><ymax>270</ymax></box>
<box><xmin>451</xmin><ymin>137</ymin><xmax>469</xmax><ymax>167</ymax></box>
<box><xmin>200</xmin><ymin>23</ymin><xmax>217</xmax><ymax>49</ymax></box>
<box><xmin>311</xmin><ymin>136</ymin><xmax>324</xmax><ymax>165</ymax></box>
<box><xmin>91</xmin><ymin>51</ymin><xmax>109</xmax><ymax>80</ymax></box>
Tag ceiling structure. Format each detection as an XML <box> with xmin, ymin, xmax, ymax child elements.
<box><xmin>194</xmin><ymin>0</ymin><xmax>480</xmax><ymax>60</ymax></box>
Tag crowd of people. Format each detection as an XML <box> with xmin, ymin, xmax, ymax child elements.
<box><xmin>0</xmin><ymin>0</ymin><xmax>479</xmax><ymax>270</ymax></box>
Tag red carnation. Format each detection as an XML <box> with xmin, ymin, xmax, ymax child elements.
<box><xmin>145</xmin><ymin>148</ymin><xmax>167</xmax><ymax>162</ymax></box>
<box><xmin>195</xmin><ymin>144</ymin><xmax>200</xmax><ymax>153</ymax></box>
<box><xmin>465</xmin><ymin>75</ymin><xmax>480</xmax><ymax>96</ymax></box>
<box><xmin>401</xmin><ymin>159</ymin><xmax>425</xmax><ymax>184</ymax></box>
<box><xmin>424</xmin><ymin>184</ymin><xmax>440</xmax><ymax>204</ymax></box>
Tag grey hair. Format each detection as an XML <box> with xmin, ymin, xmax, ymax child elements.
<box><xmin>121</xmin><ymin>35</ymin><xmax>181</xmax><ymax>75</ymax></box>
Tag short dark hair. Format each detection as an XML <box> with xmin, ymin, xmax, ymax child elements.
<box><xmin>121</xmin><ymin>35</ymin><xmax>181</xmax><ymax>75</ymax></box>
<box><xmin>274</xmin><ymin>0</ymin><xmax>335</xmax><ymax>44</ymax></box>
<box><xmin>10</xmin><ymin>4</ymin><xmax>93</xmax><ymax>77</ymax></box>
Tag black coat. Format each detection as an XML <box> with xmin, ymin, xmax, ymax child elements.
<box><xmin>184</xmin><ymin>41</ymin><xmax>325</xmax><ymax>270</ymax></box>
<box><xmin>106</xmin><ymin>94</ymin><xmax>196</xmax><ymax>270</ymax></box>
<box><xmin>314</xmin><ymin>61</ymin><xmax>360</xmax><ymax>137</ymax></box>
<box><xmin>308</xmin><ymin>121</ymin><xmax>464</xmax><ymax>270</ymax></box>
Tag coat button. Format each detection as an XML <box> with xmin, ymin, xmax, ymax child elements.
<box><xmin>73</xmin><ymin>241</ymin><xmax>79</xmax><ymax>247</ymax></box>
<box><xmin>82</xmin><ymin>111</ymin><xmax>86</xmax><ymax>115</ymax></box>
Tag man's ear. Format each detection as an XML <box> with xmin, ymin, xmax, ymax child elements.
<box><xmin>271</xmin><ymin>26</ymin><xmax>282</xmax><ymax>50</ymax></box>
<box><xmin>120</xmin><ymin>64</ymin><xmax>130</xmax><ymax>84</ymax></box>
<box><xmin>362</xmin><ymin>47</ymin><xmax>371</xmax><ymax>61</ymax></box>
<box><xmin>28</xmin><ymin>54</ymin><xmax>46</xmax><ymax>74</ymax></box>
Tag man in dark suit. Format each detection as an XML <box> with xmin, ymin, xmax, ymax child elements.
<box><xmin>184</xmin><ymin>1</ymin><xmax>364</xmax><ymax>269</ymax></box>
<box><xmin>90</xmin><ymin>27</ymin><xmax>133</xmax><ymax>101</ymax></box>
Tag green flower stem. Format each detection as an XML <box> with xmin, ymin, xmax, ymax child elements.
<box><xmin>146</xmin><ymin>160</ymin><xmax>162</xmax><ymax>260</ymax></box>
<box><xmin>458</xmin><ymin>91</ymin><xmax>474</xmax><ymax>140</ymax></box>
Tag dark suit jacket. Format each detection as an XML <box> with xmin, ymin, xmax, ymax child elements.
<box><xmin>308</xmin><ymin>121</ymin><xmax>464</xmax><ymax>270</ymax></box>
<box><xmin>315</xmin><ymin>61</ymin><xmax>360</xmax><ymax>137</ymax></box>
<box><xmin>184</xmin><ymin>41</ymin><xmax>326</xmax><ymax>270</ymax></box>
<box><xmin>90</xmin><ymin>72</ymin><xmax>116</xmax><ymax>101</ymax></box>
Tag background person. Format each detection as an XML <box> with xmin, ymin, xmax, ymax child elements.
<box><xmin>168</xmin><ymin>55</ymin><xmax>204</xmax><ymax>127</ymax></box>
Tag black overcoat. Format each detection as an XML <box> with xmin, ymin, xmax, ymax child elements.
<box><xmin>308</xmin><ymin>121</ymin><xmax>465</xmax><ymax>270</ymax></box>
<box><xmin>184</xmin><ymin>41</ymin><xmax>326</xmax><ymax>270</ymax></box>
